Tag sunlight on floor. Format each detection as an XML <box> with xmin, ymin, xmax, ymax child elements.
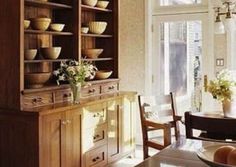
<box><xmin>110</xmin><ymin>146</ymin><xmax>159</xmax><ymax>167</ymax></box>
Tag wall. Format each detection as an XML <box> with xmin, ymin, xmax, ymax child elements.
<box><xmin>119</xmin><ymin>0</ymin><xmax>146</xmax><ymax>145</ymax></box>
<box><xmin>119</xmin><ymin>0</ymin><xmax>145</xmax><ymax>94</ymax></box>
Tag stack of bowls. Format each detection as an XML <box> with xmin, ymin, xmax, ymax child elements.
<box><xmin>88</xmin><ymin>21</ymin><xmax>107</xmax><ymax>34</ymax></box>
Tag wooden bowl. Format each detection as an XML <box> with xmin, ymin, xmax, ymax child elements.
<box><xmin>82</xmin><ymin>0</ymin><xmax>98</xmax><ymax>6</ymax></box>
<box><xmin>88</xmin><ymin>21</ymin><xmax>107</xmax><ymax>34</ymax></box>
<box><xmin>81</xmin><ymin>27</ymin><xmax>89</xmax><ymax>34</ymax></box>
<box><xmin>25</xmin><ymin>72</ymin><xmax>51</xmax><ymax>88</ymax></box>
<box><xmin>50</xmin><ymin>23</ymin><xmax>65</xmax><ymax>32</ymax></box>
<box><xmin>31</xmin><ymin>18</ymin><xmax>51</xmax><ymax>31</ymax></box>
<box><xmin>95</xmin><ymin>70</ymin><xmax>112</xmax><ymax>79</ymax></box>
<box><xmin>82</xmin><ymin>49</ymin><xmax>103</xmax><ymax>59</ymax></box>
<box><xmin>96</xmin><ymin>1</ymin><xmax>109</xmax><ymax>9</ymax></box>
<box><xmin>41</xmin><ymin>47</ymin><xmax>61</xmax><ymax>59</ymax></box>
<box><xmin>24</xmin><ymin>20</ymin><xmax>30</xmax><ymax>29</ymax></box>
<box><xmin>24</xmin><ymin>49</ymin><xmax>37</xmax><ymax>60</ymax></box>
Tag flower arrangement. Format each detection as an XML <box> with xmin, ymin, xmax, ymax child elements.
<box><xmin>207</xmin><ymin>69</ymin><xmax>236</xmax><ymax>102</ymax></box>
<box><xmin>53</xmin><ymin>60</ymin><xmax>97</xmax><ymax>86</ymax></box>
<box><xmin>53</xmin><ymin>60</ymin><xmax>97</xmax><ymax>103</ymax></box>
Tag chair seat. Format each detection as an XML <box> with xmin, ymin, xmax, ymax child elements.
<box><xmin>147</xmin><ymin>116</ymin><xmax>174</xmax><ymax>124</ymax></box>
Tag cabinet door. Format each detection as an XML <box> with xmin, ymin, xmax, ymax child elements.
<box><xmin>64</xmin><ymin>109</ymin><xmax>81</xmax><ymax>167</ymax></box>
<box><xmin>121</xmin><ymin>95</ymin><xmax>136</xmax><ymax>155</ymax></box>
<box><xmin>107</xmin><ymin>99</ymin><xmax>122</xmax><ymax>162</ymax></box>
<box><xmin>40</xmin><ymin>112</ymin><xmax>65</xmax><ymax>167</ymax></box>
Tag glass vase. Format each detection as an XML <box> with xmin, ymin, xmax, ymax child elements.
<box><xmin>70</xmin><ymin>83</ymin><xmax>81</xmax><ymax>104</ymax></box>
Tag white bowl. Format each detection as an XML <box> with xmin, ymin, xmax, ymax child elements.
<box><xmin>81</xmin><ymin>27</ymin><xmax>89</xmax><ymax>34</ymax></box>
<box><xmin>96</xmin><ymin>1</ymin><xmax>109</xmax><ymax>9</ymax></box>
<box><xmin>40</xmin><ymin>47</ymin><xmax>61</xmax><ymax>59</ymax></box>
<box><xmin>24</xmin><ymin>20</ymin><xmax>30</xmax><ymax>29</ymax></box>
<box><xmin>24</xmin><ymin>49</ymin><xmax>37</xmax><ymax>60</ymax></box>
<box><xmin>82</xmin><ymin>48</ymin><xmax>103</xmax><ymax>59</ymax></box>
<box><xmin>50</xmin><ymin>24</ymin><xmax>65</xmax><ymax>32</ymax></box>
<box><xmin>31</xmin><ymin>17</ymin><xmax>51</xmax><ymax>31</ymax></box>
<box><xmin>95</xmin><ymin>70</ymin><xmax>112</xmax><ymax>79</ymax></box>
<box><xmin>82</xmin><ymin>0</ymin><xmax>98</xmax><ymax>6</ymax></box>
<box><xmin>88</xmin><ymin>21</ymin><xmax>107</xmax><ymax>34</ymax></box>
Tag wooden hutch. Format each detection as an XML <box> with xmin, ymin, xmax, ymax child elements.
<box><xmin>0</xmin><ymin>0</ymin><xmax>136</xmax><ymax>167</ymax></box>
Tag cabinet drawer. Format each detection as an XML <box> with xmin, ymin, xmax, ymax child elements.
<box><xmin>82</xmin><ymin>124</ymin><xmax>107</xmax><ymax>151</ymax></box>
<box><xmin>85</xmin><ymin>145</ymin><xmax>107</xmax><ymax>167</ymax></box>
<box><xmin>101</xmin><ymin>82</ymin><xmax>118</xmax><ymax>94</ymax></box>
<box><xmin>23</xmin><ymin>93</ymin><xmax>53</xmax><ymax>108</ymax></box>
<box><xmin>55</xmin><ymin>89</ymin><xmax>72</xmax><ymax>103</ymax></box>
<box><xmin>81</xmin><ymin>85</ymin><xmax>100</xmax><ymax>97</ymax></box>
<box><xmin>82</xmin><ymin>103</ymin><xmax>107</xmax><ymax>128</ymax></box>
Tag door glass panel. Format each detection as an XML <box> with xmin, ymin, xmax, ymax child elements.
<box><xmin>160</xmin><ymin>0</ymin><xmax>201</xmax><ymax>6</ymax></box>
<box><xmin>159</xmin><ymin>20</ymin><xmax>202</xmax><ymax>113</ymax></box>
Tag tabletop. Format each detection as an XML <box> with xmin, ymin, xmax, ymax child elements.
<box><xmin>135</xmin><ymin>138</ymin><xmax>229</xmax><ymax>167</ymax></box>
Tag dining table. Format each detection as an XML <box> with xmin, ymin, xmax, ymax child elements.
<box><xmin>135</xmin><ymin>138</ymin><xmax>232</xmax><ymax>167</ymax></box>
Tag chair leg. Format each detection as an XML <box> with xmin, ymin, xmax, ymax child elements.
<box><xmin>143</xmin><ymin>145</ymin><xmax>149</xmax><ymax>160</ymax></box>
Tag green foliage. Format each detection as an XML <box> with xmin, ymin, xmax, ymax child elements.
<box><xmin>207</xmin><ymin>69</ymin><xmax>236</xmax><ymax>101</ymax></box>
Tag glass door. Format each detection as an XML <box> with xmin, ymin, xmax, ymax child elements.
<box><xmin>152</xmin><ymin>13</ymin><xmax>211</xmax><ymax>114</ymax></box>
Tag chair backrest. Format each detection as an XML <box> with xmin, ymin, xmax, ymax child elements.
<box><xmin>138</xmin><ymin>92</ymin><xmax>180</xmax><ymax>139</ymax></box>
<box><xmin>185</xmin><ymin>111</ymin><xmax>236</xmax><ymax>142</ymax></box>
<box><xmin>139</xmin><ymin>93</ymin><xmax>178</xmax><ymax>120</ymax></box>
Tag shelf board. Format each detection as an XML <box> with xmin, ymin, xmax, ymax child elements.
<box><xmin>23</xmin><ymin>84</ymin><xmax>70</xmax><ymax>94</ymax></box>
<box><xmin>24</xmin><ymin>59</ymin><xmax>70</xmax><ymax>63</ymax></box>
<box><xmin>25</xmin><ymin>0</ymin><xmax>72</xmax><ymax>9</ymax></box>
<box><xmin>81</xmin><ymin>58</ymin><xmax>113</xmax><ymax>61</ymax></box>
<box><xmin>25</xmin><ymin>29</ymin><xmax>73</xmax><ymax>36</ymax></box>
<box><xmin>81</xmin><ymin>4</ymin><xmax>112</xmax><ymax>12</ymax></box>
<box><xmin>81</xmin><ymin>33</ymin><xmax>112</xmax><ymax>38</ymax></box>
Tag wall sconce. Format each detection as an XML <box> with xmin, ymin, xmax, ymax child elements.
<box><xmin>214</xmin><ymin>1</ymin><xmax>236</xmax><ymax>34</ymax></box>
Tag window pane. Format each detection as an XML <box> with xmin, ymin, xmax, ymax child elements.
<box><xmin>160</xmin><ymin>20</ymin><xmax>202</xmax><ymax>111</ymax></box>
<box><xmin>160</xmin><ymin>0</ymin><xmax>201</xmax><ymax>6</ymax></box>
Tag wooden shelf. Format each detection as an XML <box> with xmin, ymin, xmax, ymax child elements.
<box><xmin>25</xmin><ymin>29</ymin><xmax>73</xmax><ymax>36</ymax></box>
<box><xmin>81</xmin><ymin>4</ymin><xmax>112</xmax><ymax>12</ymax></box>
<box><xmin>81</xmin><ymin>33</ymin><xmax>112</xmax><ymax>38</ymax></box>
<box><xmin>81</xmin><ymin>58</ymin><xmax>113</xmax><ymax>61</ymax></box>
<box><xmin>24</xmin><ymin>59</ymin><xmax>70</xmax><ymax>63</ymax></box>
<box><xmin>25</xmin><ymin>0</ymin><xmax>72</xmax><ymax>9</ymax></box>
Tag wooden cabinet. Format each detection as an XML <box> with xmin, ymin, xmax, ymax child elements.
<box><xmin>40</xmin><ymin>109</ymin><xmax>81</xmax><ymax>167</ymax></box>
<box><xmin>0</xmin><ymin>92</ymin><xmax>136</xmax><ymax>167</ymax></box>
<box><xmin>107</xmin><ymin>99</ymin><xmax>122</xmax><ymax>163</ymax></box>
<box><xmin>0</xmin><ymin>0</ymin><xmax>119</xmax><ymax>110</ymax></box>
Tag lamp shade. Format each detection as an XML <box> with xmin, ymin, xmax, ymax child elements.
<box><xmin>224</xmin><ymin>17</ymin><xmax>235</xmax><ymax>32</ymax></box>
<box><xmin>214</xmin><ymin>21</ymin><xmax>225</xmax><ymax>34</ymax></box>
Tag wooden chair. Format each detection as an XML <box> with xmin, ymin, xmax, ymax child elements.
<box><xmin>138</xmin><ymin>92</ymin><xmax>182</xmax><ymax>159</ymax></box>
<box><xmin>185</xmin><ymin>111</ymin><xmax>236</xmax><ymax>142</ymax></box>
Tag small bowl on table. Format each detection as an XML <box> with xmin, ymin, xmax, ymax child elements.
<box><xmin>25</xmin><ymin>72</ymin><xmax>51</xmax><ymax>89</ymax></box>
<box><xmin>88</xmin><ymin>21</ymin><xmax>107</xmax><ymax>34</ymax></box>
<box><xmin>31</xmin><ymin>17</ymin><xmax>51</xmax><ymax>31</ymax></box>
<box><xmin>82</xmin><ymin>48</ymin><xmax>103</xmax><ymax>59</ymax></box>
<box><xmin>50</xmin><ymin>23</ymin><xmax>65</xmax><ymax>32</ymax></box>
<box><xmin>96</xmin><ymin>1</ymin><xmax>109</xmax><ymax>9</ymax></box>
<box><xmin>82</xmin><ymin>0</ymin><xmax>98</xmax><ymax>7</ymax></box>
<box><xmin>24</xmin><ymin>20</ymin><xmax>30</xmax><ymax>29</ymax></box>
<box><xmin>95</xmin><ymin>70</ymin><xmax>112</xmax><ymax>80</ymax></box>
<box><xmin>24</xmin><ymin>49</ymin><xmax>37</xmax><ymax>60</ymax></box>
<box><xmin>40</xmin><ymin>47</ymin><xmax>61</xmax><ymax>60</ymax></box>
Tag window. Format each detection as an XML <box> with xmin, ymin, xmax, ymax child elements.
<box><xmin>160</xmin><ymin>0</ymin><xmax>201</xmax><ymax>6</ymax></box>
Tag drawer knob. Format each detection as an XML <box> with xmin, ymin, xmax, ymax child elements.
<box><xmin>32</xmin><ymin>97</ymin><xmax>42</xmax><ymax>103</ymax></box>
<box><xmin>108</xmin><ymin>86</ymin><xmax>115</xmax><ymax>90</ymax></box>
<box><xmin>61</xmin><ymin>120</ymin><xmax>67</xmax><ymax>125</ymax></box>
<box><xmin>93</xmin><ymin>134</ymin><xmax>100</xmax><ymax>140</ymax></box>
<box><xmin>92</xmin><ymin>156</ymin><xmax>100</xmax><ymax>162</ymax></box>
<box><xmin>63</xmin><ymin>93</ymin><xmax>71</xmax><ymax>98</ymax></box>
<box><xmin>89</xmin><ymin>89</ymin><xmax>96</xmax><ymax>93</ymax></box>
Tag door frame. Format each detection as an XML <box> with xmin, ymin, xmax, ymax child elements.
<box><xmin>148</xmin><ymin>12</ymin><xmax>215</xmax><ymax>112</ymax></box>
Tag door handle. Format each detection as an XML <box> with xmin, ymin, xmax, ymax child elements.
<box><xmin>204</xmin><ymin>75</ymin><xmax>208</xmax><ymax>92</ymax></box>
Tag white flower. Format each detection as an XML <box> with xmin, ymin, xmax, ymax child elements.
<box><xmin>58</xmin><ymin>75</ymin><xmax>65</xmax><ymax>81</ymax></box>
<box><xmin>67</xmin><ymin>66</ymin><xmax>76</xmax><ymax>75</ymax></box>
<box><xmin>53</xmin><ymin>70</ymin><xmax>60</xmax><ymax>76</ymax></box>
